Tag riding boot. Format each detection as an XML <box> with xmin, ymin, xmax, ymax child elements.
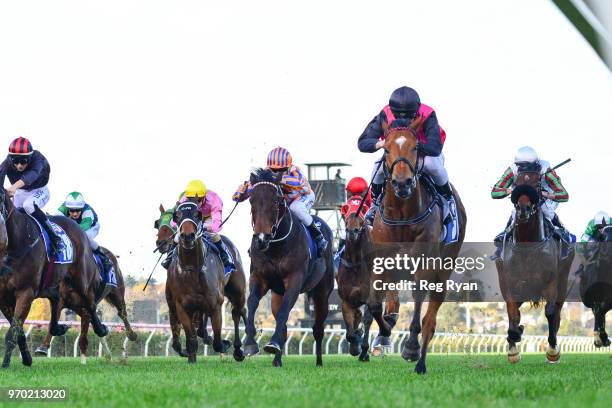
<box><xmin>32</xmin><ymin>206</ymin><xmax>65</xmax><ymax>256</ymax></box>
<box><xmin>436</xmin><ymin>182</ymin><xmax>458</xmax><ymax>243</ymax></box>
<box><xmin>213</xmin><ymin>240</ymin><xmax>236</xmax><ymax>275</ymax></box>
<box><xmin>307</xmin><ymin>221</ymin><xmax>328</xmax><ymax>255</ymax></box>
<box><xmin>364</xmin><ymin>183</ymin><xmax>383</xmax><ymax>226</ymax></box>
<box><xmin>93</xmin><ymin>247</ymin><xmax>113</xmax><ymax>279</ymax></box>
<box><xmin>161</xmin><ymin>244</ymin><xmax>176</xmax><ymax>270</ymax></box>
<box><xmin>491</xmin><ymin>216</ymin><xmax>513</xmax><ymax>260</ymax></box>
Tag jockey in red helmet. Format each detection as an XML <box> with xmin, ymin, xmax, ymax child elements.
<box><xmin>0</xmin><ymin>137</ymin><xmax>65</xmax><ymax>254</ymax></box>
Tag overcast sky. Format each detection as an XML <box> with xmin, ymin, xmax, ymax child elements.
<box><xmin>1</xmin><ymin>0</ymin><xmax>610</xmax><ymax>279</ymax></box>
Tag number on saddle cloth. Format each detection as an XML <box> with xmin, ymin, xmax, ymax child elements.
<box><xmin>26</xmin><ymin>213</ymin><xmax>74</xmax><ymax>264</ymax></box>
<box><xmin>93</xmin><ymin>253</ymin><xmax>118</xmax><ymax>287</ymax></box>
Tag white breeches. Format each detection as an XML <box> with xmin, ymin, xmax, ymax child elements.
<box><xmin>511</xmin><ymin>199</ymin><xmax>558</xmax><ymax>222</ymax></box>
<box><xmin>13</xmin><ymin>186</ymin><xmax>50</xmax><ymax>215</ymax></box>
<box><xmin>372</xmin><ymin>153</ymin><xmax>449</xmax><ymax>186</ymax></box>
<box><xmin>289</xmin><ymin>191</ymin><xmax>315</xmax><ymax>226</ymax></box>
<box><xmin>85</xmin><ymin>222</ymin><xmax>101</xmax><ymax>250</ymax></box>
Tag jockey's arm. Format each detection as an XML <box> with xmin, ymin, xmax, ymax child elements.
<box><xmin>232</xmin><ymin>181</ymin><xmax>252</xmax><ymax>202</ymax></box>
<box><xmin>491</xmin><ymin>167</ymin><xmax>514</xmax><ymax>199</ymax></box>
<box><xmin>543</xmin><ymin>169</ymin><xmax>568</xmax><ymax>202</ymax></box>
<box><xmin>78</xmin><ymin>209</ymin><xmax>95</xmax><ymax>231</ymax></box>
<box><xmin>204</xmin><ymin>195</ymin><xmax>223</xmax><ymax>233</ymax></box>
<box><xmin>418</xmin><ymin>111</ymin><xmax>443</xmax><ymax>157</ymax></box>
<box><xmin>358</xmin><ymin>111</ymin><xmax>386</xmax><ymax>153</ymax></box>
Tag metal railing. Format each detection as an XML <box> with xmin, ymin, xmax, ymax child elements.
<box><xmin>0</xmin><ymin>319</ymin><xmax>609</xmax><ymax>357</ymax></box>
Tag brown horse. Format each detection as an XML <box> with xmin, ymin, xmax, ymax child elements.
<box><xmin>165</xmin><ymin>201</ymin><xmax>242</xmax><ymax>363</ymax></box>
<box><xmin>155</xmin><ymin>204</ymin><xmax>247</xmax><ymax>357</ymax></box>
<box><xmin>33</xmin><ymin>246</ymin><xmax>137</xmax><ymax>362</ymax></box>
<box><xmin>337</xmin><ymin>210</ymin><xmax>375</xmax><ymax>362</ymax></box>
<box><xmin>0</xmin><ymin>189</ymin><xmax>107</xmax><ymax>368</ymax></box>
<box><xmin>243</xmin><ymin>169</ymin><xmax>334</xmax><ymax>367</ymax></box>
<box><xmin>496</xmin><ymin>169</ymin><xmax>574</xmax><ymax>364</ymax></box>
<box><xmin>370</xmin><ymin>118</ymin><xmax>467</xmax><ymax>374</ymax></box>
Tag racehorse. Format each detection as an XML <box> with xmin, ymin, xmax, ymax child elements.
<box><xmin>495</xmin><ymin>169</ymin><xmax>574</xmax><ymax>364</ymax></box>
<box><xmin>0</xmin><ymin>189</ymin><xmax>108</xmax><ymax>368</ymax></box>
<box><xmin>155</xmin><ymin>204</ymin><xmax>247</xmax><ymax>356</ymax></box>
<box><xmin>243</xmin><ymin>168</ymin><xmax>334</xmax><ymax>367</ymax></box>
<box><xmin>33</xmin><ymin>246</ymin><xmax>138</xmax><ymax>362</ymax></box>
<box><xmin>370</xmin><ymin>118</ymin><xmax>467</xmax><ymax>374</ymax></box>
<box><xmin>165</xmin><ymin>201</ymin><xmax>243</xmax><ymax>363</ymax></box>
<box><xmin>578</xmin><ymin>225</ymin><xmax>612</xmax><ymax>348</ymax></box>
<box><xmin>337</xmin><ymin>208</ymin><xmax>375</xmax><ymax>362</ymax></box>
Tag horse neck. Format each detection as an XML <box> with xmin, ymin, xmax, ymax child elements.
<box><xmin>178</xmin><ymin>240</ymin><xmax>204</xmax><ymax>272</ymax></box>
<box><xmin>513</xmin><ymin>209</ymin><xmax>544</xmax><ymax>242</ymax></box>
<box><xmin>345</xmin><ymin>227</ymin><xmax>371</xmax><ymax>264</ymax></box>
<box><xmin>383</xmin><ymin>178</ymin><xmax>429</xmax><ymax>219</ymax></box>
<box><xmin>4</xmin><ymin>203</ymin><xmax>31</xmax><ymax>251</ymax></box>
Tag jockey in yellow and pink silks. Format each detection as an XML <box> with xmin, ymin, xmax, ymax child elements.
<box><xmin>161</xmin><ymin>180</ymin><xmax>235</xmax><ymax>274</ymax></box>
<box><xmin>232</xmin><ymin>147</ymin><xmax>328</xmax><ymax>255</ymax></box>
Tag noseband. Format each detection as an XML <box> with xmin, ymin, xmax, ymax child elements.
<box><xmin>251</xmin><ymin>181</ymin><xmax>293</xmax><ymax>243</ymax></box>
<box><xmin>383</xmin><ymin>127</ymin><xmax>422</xmax><ymax>190</ymax></box>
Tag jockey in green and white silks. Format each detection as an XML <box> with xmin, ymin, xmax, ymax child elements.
<box><xmin>57</xmin><ymin>192</ymin><xmax>113</xmax><ymax>272</ymax></box>
<box><xmin>580</xmin><ymin>211</ymin><xmax>611</xmax><ymax>242</ymax></box>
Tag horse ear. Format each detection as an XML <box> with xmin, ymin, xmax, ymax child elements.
<box><xmin>410</xmin><ymin>115</ymin><xmax>423</xmax><ymax>131</ymax></box>
<box><xmin>154</xmin><ymin>219</ymin><xmax>160</xmax><ymax>229</ymax></box>
<box><xmin>159</xmin><ymin>204</ymin><xmax>165</xmax><ymax>213</ymax></box>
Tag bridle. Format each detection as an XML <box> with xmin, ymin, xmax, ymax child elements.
<box><xmin>383</xmin><ymin>126</ymin><xmax>422</xmax><ymax>193</ymax></box>
<box><xmin>251</xmin><ymin>181</ymin><xmax>293</xmax><ymax>243</ymax></box>
<box><xmin>176</xmin><ymin>202</ymin><xmax>204</xmax><ymax>246</ymax></box>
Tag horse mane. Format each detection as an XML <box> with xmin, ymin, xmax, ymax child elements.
<box><xmin>250</xmin><ymin>168</ymin><xmax>281</xmax><ymax>185</ymax></box>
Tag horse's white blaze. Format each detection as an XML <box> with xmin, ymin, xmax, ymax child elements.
<box><xmin>395</xmin><ymin>136</ymin><xmax>407</xmax><ymax>148</ymax></box>
<box><xmin>258</xmin><ymin>233</ymin><xmax>265</xmax><ymax>241</ymax></box>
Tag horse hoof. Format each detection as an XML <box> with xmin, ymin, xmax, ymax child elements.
<box><xmin>348</xmin><ymin>342</ymin><xmax>361</xmax><ymax>357</ymax></box>
<box><xmin>233</xmin><ymin>349</ymin><xmax>245</xmax><ymax>362</ymax></box>
<box><xmin>127</xmin><ymin>331</ymin><xmax>138</xmax><ymax>342</ymax></box>
<box><xmin>21</xmin><ymin>352</ymin><xmax>32</xmax><ymax>367</ymax></box>
<box><xmin>358</xmin><ymin>353</ymin><xmax>370</xmax><ymax>362</ymax></box>
<box><xmin>263</xmin><ymin>342</ymin><xmax>282</xmax><ymax>356</ymax></box>
<box><xmin>272</xmin><ymin>358</ymin><xmax>282</xmax><ymax>367</ymax></box>
<box><xmin>94</xmin><ymin>324</ymin><xmax>108</xmax><ymax>338</ymax></box>
<box><xmin>371</xmin><ymin>346</ymin><xmax>383</xmax><ymax>357</ymax></box>
<box><xmin>202</xmin><ymin>335</ymin><xmax>213</xmax><ymax>346</ymax></box>
<box><xmin>546</xmin><ymin>346</ymin><xmax>560</xmax><ymax>364</ymax></box>
<box><xmin>34</xmin><ymin>347</ymin><xmax>49</xmax><ymax>356</ymax></box>
<box><xmin>402</xmin><ymin>349</ymin><xmax>420</xmax><ymax>362</ymax></box>
<box><xmin>244</xmin><ymin>343</ymin><xmax>260</xmax><ymax>356</ymax></box>
<box><xmin>594</xmin><ymin>337</ymin><xmax>603</xmax><ymax>348</ymax></box>
<box><xmin>508</xmin><ymin>347</ymin><xmax>521</xmax><ymax>364</ymax></box>
<box><xmin>50</xmin><ymin>324</ymin><xmax>69</xmax><ymax>336</ymax></box>
<box><xmin>415</xmin><ymin>361</ymin><xmax>427</xmax><ymax>375</ymax></box>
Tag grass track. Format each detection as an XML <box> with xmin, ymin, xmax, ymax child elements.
<box><xmin>0</xmin><ymin>354</ymin><xmax>610</xmax><ymax>407</ymax></box>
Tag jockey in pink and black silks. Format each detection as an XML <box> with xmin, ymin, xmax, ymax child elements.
<box><xmin>358</xmin><ymin>86</ymin><xmax>456</xmax><ymax>228</ymax></box>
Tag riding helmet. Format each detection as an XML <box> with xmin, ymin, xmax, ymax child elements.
<box><xmin>267</xmin><ymin>147</ymin><xmax>292</xmax><ymax>170</ymax></box>
<box><xmin>185</xmin><ymin>180</ymin><xmax>207</xmax><ymax>198</ymax></box>
<box><xmin>389</xmin><ymin>86</ymin><xmax>421</xmax><ymax>117</ymax></box>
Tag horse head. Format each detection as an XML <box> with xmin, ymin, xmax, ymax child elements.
<box><xmin>249</xmin><ymin>168</ymin><xmax>285</xmax><ymax>252</ymax></box>
<box><xmin>175</xmin><ymin>201</ymin><xmax>201</xmax><ymax>251</ymax></box>
<box><xmin>154</xmin><ymin>203</ymin><xmax>176</xmax><ymax>254</ymax></box>
<box><xmin>382</xmin><ymin>116</ymin><xmax>423</xmax><ymax>199</ymax></box>
<box><xmin>511</xmin><ymin>171</ymin><xmax>541</xmax><ymax>224</ymax></box>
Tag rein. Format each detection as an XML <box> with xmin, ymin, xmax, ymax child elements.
<box><xmin>251</xmin><ymin>181</ymin><xmax>294</xmax><ymax>244</ymax></box>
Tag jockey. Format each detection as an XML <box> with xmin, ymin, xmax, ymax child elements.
<box><xmin>0</xmin><ymin>137</ymin><xmax>65</xmax><ymax>254</ymax></box>
<box><xmin>57</xmin><ymin>192</ymin><xmax>113</xmax><ymax>273</ymax></box>
<box><xmin>232</xmin><ymin>147</ymin><xmax>328</xmax><ymax>255</ymax></box>
<box><xmin>358</xmin><ymin>86</ymin><xmax>457</xmax><ymax>231</ymax></box>
<box><xmin>337</xmin><ymin>176</ymin><xmax>371</xmax><ymax>252</ymax></box>
<box><xmin>163</xmin><ymin>180</ymin><xmax>235</xmax><ymax>275</ymax></box>
<box><xmin>491</xmin><ymin>146</ymin><xmax>570</xmax><ymax>258</ymax></box>
<box><xmin>345</xmin><ymin>176</ymin><xmax>371</xmax><ymax>208</ymax></box>
<box><xmin>580</xmin><ymin>211</ymin><xmax>611</xmax><ymax>242</ymax></box>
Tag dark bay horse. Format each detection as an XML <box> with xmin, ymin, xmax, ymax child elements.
<box><xmin>243</xmin><ymin>169</ymin><xmax>334</xmax><ymax>367</ymax></box>
<box><xmin>34</xmin><ymin>246</ymin><xmax>137</xmax><ymax>362</ymax></box>
<box><xmin>578</xmin><ymin>226</ymin><xmax>612</xmax><ymax>348</ymax></box>
<box><xmin>371</xmin><ymin>118</ymin><xmax>467</xmax><ymax>374</ymax></box>
<box><xmin>495</xmin><ymin>170</ymin><xmax>574</xmax><ymax>363</ymax></box>
<box><xmin>165</xmin><ymin>201</ymin><xmax>242</xmax><ymax>363</ymax></box>
<box><xmin>337</xmin><ymin>209</ymin><xmax>374</xmax><ymax>362</ymax></box>
<box><xmin>0</xmin><ymin>189</ymin><xmax>107</xmax><ymax>368</ymax></box>
<box><xmin>155</xmin><ymin>204</ymin><xmax>246</xmax><ymax>357</ymax></box>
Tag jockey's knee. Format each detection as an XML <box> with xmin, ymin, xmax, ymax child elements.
<box><xmin>290</xmin><ymin>203</ymin><xmax>313</xmax><ymax>225</ymax></box>
<box><xmin>372</xmin><ymin>160</ymin><xmax>385</xmax><ymax>184</ymax></box>
<box><xmin>210</xmin><ymin>233</ymin><xmax>222</xmax><ymax>243</ymax></box>
<box><xmin>22</xmin><ymin>199</ymin><xmax>37</xmax><ymax>215</ymax></box>
<box><xmin>422</xmin><ymin>155</ymin><xmax>448</xmax><ymax>185</ymax></box>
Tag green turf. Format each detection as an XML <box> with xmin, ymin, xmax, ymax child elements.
<box><xmin>0</xmin><ymin>353</ymin><xmax>610</xmax><ymax>407</ymax></box>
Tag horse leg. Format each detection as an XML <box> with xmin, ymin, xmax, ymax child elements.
<box><xmin>264</xmin><ymin>282</ymin><xmax>301</xmax><ymax>367</ymax></box>
<box><xmin>48</xmin><ymin>296</ymin><xmax>69</xmax><ymax>336</ymax></box>
<box><xmin>311</xmin><ymin>288</ymin><xmax>330</xmax><ymax>367</ymax></box>
<box><xmin>544</xmin><ymin>300</ymin><xmax>563</xmax><ymax>363</ymax></box>
<box><xmin>197</xmin><ymin>314</ymin><xmax>212</xmax><ymax>345</ymax></box>
<box><xmin>342</xmin><ymin>302</ymin><xmax>360</xmax><ymax>357</ymax></box>
<box><xmin>506</xmin><ymin>301</ymin><xmax>523</xmax><ymax>364</ymax></box>
<box><xmin>594</xmin><ymin>303</ymin><xmax>611</xmax><ymax>347</ymax></box>
<box><xmin>167</xmin><ymin>292</ymin><xmax>187</xmax><ymax>358</ymax></box>
<box><xmin>176</xmin><ymin>302</ymin><xmax>197</xmax><ymax>364</ymax></box>
<box><xmin>210</xmin><ymin>306</ymin><xmax>230</xmax><ymax>354</ymax></box>
<box><xmin>106</xmin><ymin>290</ymin><xmax>137</xmax><ymax>342</ymax></box>
<box><xmin>79</xmin><ymin>314</ymin><xmax>90</xmax><ymax>364</ymax></box>
<box><xmin>2</xmin><ymin>289</ymin><xmax>34</xmax><ymax>368</ymax></box>
<box><xmin>269</xmin><ymin>292</ymin><xmax>284</xmax><ymax>367</ymax></box>
<box><xmin>415</xmin><ymin>294</ymin><xmax>444</xmax><ymax>375</ymax></box>
<box><xmin>231</xmin><ymin>305</ymin><xmax>245</xmax><ymax>362</ymax></box>
<box><xmin>402</xmin><ymin>289</ymin><xmax>425</xmax><ymax>362</ymax></box>
<box><xmin>380</xmin><ymin>290</ymin><xmax>399</xmax><ymax>352</ymax></box>
<box><xmin>359</xmin><ymin>306</ymin><xmax>373</xmax><ymax>362</ymax></box>
<box><xmin>34</xmin><ymin>332</ymin><xmax>53</xmax><ymax>356</ymax></box>
<box><xmin>244</xmin><ymin>279</ymin><xmax>266</xmax><ymax>356</ymax></box>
